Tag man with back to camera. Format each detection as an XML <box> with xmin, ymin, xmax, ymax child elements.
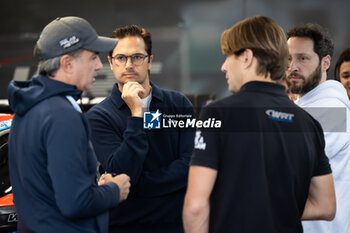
<box><xmin>86</xmin><ymin>25</ymin><xmax>195</xmax><ymax>233</ymax></box>
<box><xmin>287</xmin><ymin>23</ymin><xmax>350</xmax><ymax>233</ymax></box>
<box><xmin>7</xmin><ymin>16</ymin><xmax>131</xmax><ymax>233</ymax></box>
<box><xmin>182</xmin><ymin>16</ymin><xmax>336</xmax><ymax>233</ymax></box>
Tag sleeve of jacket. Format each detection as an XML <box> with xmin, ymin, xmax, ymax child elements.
<box><xmin>136</xmin><ymin>95</ymin><xmax>195</xmax><ymax>197</ymax></box>
<box><xmin>86</xmin><ymin>107</ymin><xmax>149</xmax><ymax>185</ymax></box>
<box><xmin>45</xmin><ymin>107</ymin><xmax>120</xmax><ymax>219</ymax></box>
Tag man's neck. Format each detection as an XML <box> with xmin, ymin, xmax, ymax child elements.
<box><xmin>243</xmin><ymin>73</ymin><xmax>276</xmax><ymax>85</ymax></box>
<box><xmin>319</xmin><ymin>72</ymin><xmax>328</xmax><ymax>85</ymax></box>
<box><xmin>49</xmin><ymin>73</ymin><xmax>72</xmax><ymax>86</ymax></box>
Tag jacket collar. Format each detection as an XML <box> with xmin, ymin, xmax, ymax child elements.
<box><xmin>239</xmin><ymin>81</ymin><xmax>287</xmax><ymax>96</ymax></box>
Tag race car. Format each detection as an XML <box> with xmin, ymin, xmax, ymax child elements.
<box><xmin>0</xmin><ymin>115</ymin><xmax>17</xmax><ymax>232</ymax></box>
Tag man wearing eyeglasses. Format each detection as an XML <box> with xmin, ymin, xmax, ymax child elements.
<box><xmin>86</xmin><ymin>25</ymin><xmax>195</xmax><ymax>233</ymax></box>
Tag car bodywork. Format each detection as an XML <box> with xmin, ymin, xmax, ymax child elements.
<box><xmin>0</xmin><ymin>115</ymin><xmax>17</xmax><ymax>232</ymax></box>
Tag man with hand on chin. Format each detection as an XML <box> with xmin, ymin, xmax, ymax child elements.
<box><xmin>87</xmin><ymin>25</ymin><xmax>195</xmax><ymax>233</ymax></box>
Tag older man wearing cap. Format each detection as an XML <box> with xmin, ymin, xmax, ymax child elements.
<box><xmin>7</xmin><ymin>16</ymin><xmax>131</xmax><ymax>233</ymax></box>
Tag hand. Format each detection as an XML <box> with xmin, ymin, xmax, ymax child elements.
<box><xmin>99</xmin><ymin>173</ymin><xmax>131</xmax><ymax>202</ymax></box>
<box><xmin>113</xmin><ymin>174</ymin><xmax>131</xmax><ymax>202</ymax></box>
<box><xmin>98</xmin><ymin>173</ymin><xmax>110</xmax><ymax>186</ymax></box>
<box><xmin>121</xmin><ymin>82</ymin><xmax>145</xmax><ymax>117</ymax></box>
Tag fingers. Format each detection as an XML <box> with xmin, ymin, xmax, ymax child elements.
<box><xmin>122</xmin><ymin>82</ymin><xmax>146</xmax><ymax>97</ymax></box>
<box><xmin>98</xmin><ymin>173</ymin><xmax>112</xmax><ymax>186</ymax></box>
<box><xmin>113</xmin><ymin>174</ymin><xmax>131</xmax><ymax>202</ymax></box>
<box><xmin>121</xmin><ymin>82</ymin><xmax>145</xmax><ymax>117</ymax></box>
<box><xmin>99</xmin><ymin>173</ymin><xmax>131</xmax><ymax>202</ymax></box>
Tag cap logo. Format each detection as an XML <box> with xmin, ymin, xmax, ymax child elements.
<box><xmin>59</xmin><ymin>36</ymin><xmax>80</xmax><ymax>49</ymax></box>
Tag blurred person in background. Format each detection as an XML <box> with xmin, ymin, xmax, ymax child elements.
<box><xmin>334</xmin><ymin>48</ymin><xmax>350</xmax><ymax>99</ymax></box>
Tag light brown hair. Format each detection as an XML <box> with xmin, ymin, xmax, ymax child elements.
<box><xmin>221</xmin><ymin>15</ymin><xmax>288</xmax><ymax>81</ymax></box>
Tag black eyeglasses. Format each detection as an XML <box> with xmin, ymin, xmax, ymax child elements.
<box><xmin>111</xmin><ymin>53</ymin><xmax>148</xmax><ymax>66</ymax></box>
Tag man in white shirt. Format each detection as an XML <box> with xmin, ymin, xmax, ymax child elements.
<box><xmin>287</xmin><ymin>23</ymin><xmax>350</xmax><ymax>233</ymax></box>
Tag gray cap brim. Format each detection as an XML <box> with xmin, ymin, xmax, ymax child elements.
<box><xmin>84</xmin><ymin>36</ymin><xmax>118</xmax><ymax>52</ymax></box>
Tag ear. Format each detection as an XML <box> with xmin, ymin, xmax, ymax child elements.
<box><xmin>147</xmin><ymin>55</ymin><xmax>153</xmax><ymax>70</ymax></box>
<box><xmin>321</xmin><ymin>55</ymin><xmax>331</xmax><ymax>72</ymax></box>
<box><xmin>242</xmin><ymin>49</ymin><xmax>254</xmax><ymax>69</ymax></box>
<box><xmin>108</xmin><ymin>56</ymin><xmax>113</xmax><ymax>70</ymax></box>
<box><xmin>60</xmin><ymin>54</ymin><xmax>74</xmax><ymax>74</ymax></box>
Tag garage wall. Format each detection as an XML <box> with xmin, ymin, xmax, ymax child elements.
<box><xmin>1</xmin><ymin>0</ymin><xmax>349</xmax><ymax>101</ymax></box>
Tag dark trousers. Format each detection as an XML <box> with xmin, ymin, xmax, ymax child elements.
<box><xmin>17</xmin><ymin>220</ymin><xmax>35</xmax><ymax>233</ymax></box>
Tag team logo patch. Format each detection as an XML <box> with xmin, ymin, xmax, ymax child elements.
<box><xmin>143</xmin><ymin>110</ymin><xmax>162</xmax><ymax>129</ymax></box>
<box><xmin>59</xmin><ymin>36</ymin><xmax>80</xmax><ymax>48</ymax></box>
<box><xmin>265</xmin><ymin>109</ymin><xmax>294</xmax><ymax>123</ymax></box>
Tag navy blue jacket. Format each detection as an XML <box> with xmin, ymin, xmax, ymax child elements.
<box><xmin>86</xmin><ymin>82</ymin><xmax>195</xmax><ymax>232</ymax></box>
<box><xmin>7</xmin><ymin>75</ymin><xmax>120</xmax><ymax>233</ymax></box>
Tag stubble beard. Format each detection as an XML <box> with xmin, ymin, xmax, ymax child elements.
<box><xmin>288</xmin><ymin>64</ymin><xmax>322</xmax><ymax>95</ymax></box>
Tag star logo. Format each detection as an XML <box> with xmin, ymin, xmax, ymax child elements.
<box><xmin>143</xmin><ymin>109</ymin><xmax>162</xmax><ymax>129</ymax></box>
<box><xmin>150</xmin><ymin>109</ymin><xmax>162</xmax><ymax>122</ymax></box>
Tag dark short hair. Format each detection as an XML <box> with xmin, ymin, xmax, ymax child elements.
<box><xmin>221</xmin><ymin>15</ymin><xmax>289</xmax><ymax>81</ymax></box>
<box><xmin>334</xmin><ymin>48</ymin><xmax>350</xmax><ymax>81</ymax></box>
<box><xmin>287</xmin><ymin>23</ymin><xmax>334</xmax><ymax>61</ymax></box>
<box><xmin>109</xmin><ymin>25</ymin><xmax>152</xmax><ymax>59</ymax></box>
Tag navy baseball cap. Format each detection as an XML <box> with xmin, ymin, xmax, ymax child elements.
<box><xmin>36</xmin><ymin>16</ymin><xmax>117</xmax><ymax>60</ymax></box>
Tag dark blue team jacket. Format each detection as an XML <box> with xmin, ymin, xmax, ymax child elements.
<box><xmin>7</xmin><ymin>75</ymin><xmax>120</xmax><ymax>233</ymax></box>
